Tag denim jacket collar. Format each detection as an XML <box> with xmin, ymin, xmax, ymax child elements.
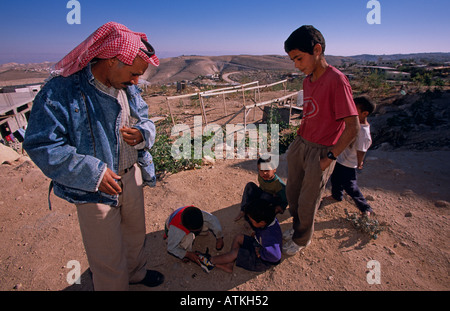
<box><xmin>82</xmin><ymin>63</ymin><xmax>143</xmax><ymax>99</ymax></box>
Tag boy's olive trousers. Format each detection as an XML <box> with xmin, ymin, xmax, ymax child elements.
<box><xmin>286</xmin><ymin>136</ymin><xmax>335</xmax><ymax>247</ymax></box>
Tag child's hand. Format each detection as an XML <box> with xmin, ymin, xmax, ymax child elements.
<box><xmin>184</xmin><ymin>251</ymin><xmax>200</xmax><ymax>264</ymax></box>
<box><xmin>216</xmin><ymin>237</ymin><xmax>224</xmax><ymax>251</ymax></box>
<box><xmin>255</xmin><ymin>247</ymin><xmax>261</xmax><ymax>258</ymax></box>
<box><xmin>320</xmin><ymin>157</ymin><xmax>333</xmax><ymax>171</ymax></box>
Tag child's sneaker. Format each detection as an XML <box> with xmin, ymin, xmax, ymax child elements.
<box><xmin>282</xmin><ymin>228</ymin><xmax>294</xmax><ymax>241</ymax></box>
<box><xmin>282</xmin><ymin>239</ymin><xmax>301</xmax><ymax>255</ymax></box>
<box><xmin>282</xmin><ymin>239</ymin><xmax>311</xmax><ymax>256</ymax></box>
<box><xmin>196</xmin><ymin>248</ymin><xmax>214</xmax><ymax>273</ymax></box>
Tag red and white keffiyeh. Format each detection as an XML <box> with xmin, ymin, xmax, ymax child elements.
<box><xmin>53</xmin><ymin>22</ymin><xmax>159</xmax><ymax>77</ymax></box>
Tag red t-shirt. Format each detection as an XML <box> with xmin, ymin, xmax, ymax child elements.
<box><xmin>297</xmin><ymin>66</ymin><xmax>357</xmax><ymax>146</ymax></box>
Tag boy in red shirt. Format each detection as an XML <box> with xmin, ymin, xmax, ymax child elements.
<box><xmin>283</xmin><ymin>25</ymin><xmax>359</xmax><ymax>255</ymax></box>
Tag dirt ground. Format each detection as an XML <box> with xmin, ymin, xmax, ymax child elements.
<box><xmin>1</xmin><ymin>87</ymin><xmax>449</xmax><ymax>293</ymax></box>
<box><xmin>0</xmin><ymin>146</ymin><xmax>449</xmax><ymax>292</ymax></box>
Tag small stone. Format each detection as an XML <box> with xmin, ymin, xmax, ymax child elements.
<box><xmin>13</xmin><ymin>283</ymin><xmax>22</xmax><ymax>290</ymax></box>
<box><xmin>365</xmin><ymin>195</ymin><xmax>375</xmax><ymax>201</ymax></box>
<box><xmin>401</xmin><ymin>189</ymin><xmax>414</xmax><ymax>196</ymax></box>
<box><xmin>202</xmin><ymin>156</ymin><xmax>215</xmax><ymax>165</ymax></box>
<box><xmin>384</xmin><ymin>246</ymin><xmax>396</xmax><ymax>255</ymax></box>
<box><xmin>434</xmin><ymin>200</ymin><xmax>449</xmax><ymax>208</ymax></box>
<box><xmin>405</xmin><ymin>212</ymin><xmax>413</xmax><ymax>217</ymax></box>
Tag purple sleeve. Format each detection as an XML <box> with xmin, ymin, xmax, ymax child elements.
<box><xmin>256</xmin><ymin>224</ymin><xmax>282</xmax><ymax>263</ymax></box>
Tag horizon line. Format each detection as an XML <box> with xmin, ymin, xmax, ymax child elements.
<box><xmin>1</xmin><ymin>51</ymin><xmax>450</xmax><ymax>66</ymax></box>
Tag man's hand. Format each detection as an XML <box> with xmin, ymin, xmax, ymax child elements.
<box><xmin>120</xmin><ymin>126</ymin><xmax>143</xmax><ymax>146</ymax></box>
<box><xmin>98</xmin><ymin>168</ymin><xmax>122</xmax><ymax>195</ymax></box>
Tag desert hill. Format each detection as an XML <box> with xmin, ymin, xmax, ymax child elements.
<box><xmin>0</xmin><ymin>69</ymin><xmax>49</xmax><ymax>82</ymax></box>
<box><xmin>0</xmin><ymin>54</ymin><xmax>348</xmax><ymax>87</ymax></box>
<box><xmin>2</xmin><ymin>52</ymin><xmax>449</xmax><ymax>87</ymax></box>
<box><xmin>143</xmin><ymin>54</ymin><xmax>295</xmax><ymax>84</ymax></box>
<box><xmin>348</xmin><ymin>52</ymin><xmax>450</xmax><ymax>64</ymax></box>
<box><xmin>142</xmin><ymin>53</ymin><xmax>409</xmax><ymax>85</ymax></box>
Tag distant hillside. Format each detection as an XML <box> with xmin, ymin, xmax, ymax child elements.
<box><xmin>144</xmin><ymin>55</ymin><xmax>291</xmax><ymax>84</ymax></box>
<box><xmin>0</xmin><ymin>62</ymin><xmax>54</xmax><ymax>86</ymax></box>
<box><xmin>348</xmin><ymin>52</ymin><xmax>450</xmax><ymax>64</ymax></box>
<box><xmin>1</xmin><ymin>52</ymin><xmax>449</xmax><ymax>86</ymax></box>
<box><xmin>0</xmin><ymin>69</ymin><xmax>49</xmax><ymax>82</ymax></box>
<box><xmin>144</xmin><ymin>54</ymin><xmax>355</xmax><ymax>84</ymax></box>
<box><xmin>144</xmin><ymin>52</ymin><xmax>450</xmax><ymax>84</ymax></box>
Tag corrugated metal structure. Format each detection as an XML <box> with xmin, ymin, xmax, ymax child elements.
<box><xmin>0</xmin><ymin>89</ymin><xmax>37</xmax><ymax>140</ymax></box>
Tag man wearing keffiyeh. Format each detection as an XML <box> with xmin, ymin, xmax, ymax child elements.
<box><xmin>23</xmin><ymin>22</ymin><xmax>164</xmax><ymax>290</ymax></box>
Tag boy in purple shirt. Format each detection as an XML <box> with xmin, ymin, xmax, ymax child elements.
<box><xmin>198</xmin><ymin>199</ymin><xmax>282</xmax><ymax>273</ymax></box>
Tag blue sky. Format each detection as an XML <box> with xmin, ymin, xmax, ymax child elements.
<box><xmin>1</xmin><ymin>0</ymin><xmax>449</xmax><ymax>64</ymax></box>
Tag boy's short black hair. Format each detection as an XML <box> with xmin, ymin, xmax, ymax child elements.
<box><xmin>284</xmin><ymin>25</ymin><xmax>326</xmax><ymax>55</ymax></box>
<box><xmin>354</xmin><ymin>95</ymin><xmax>376</xmax><ymax>115</ymax></box>
<box><xmin>181</xmin><ymin>206</ymin><xmax>203</xmax><ymax>231</ymax></box>
<box><xmin>245</xmin><ymin>199</ymin><xmax>276</xmax><ymax>225</ymax></box>
<box><xmin>257</xmin><ymin>155</ymin><xmax>272</xmax><ymax>166</ymax></box>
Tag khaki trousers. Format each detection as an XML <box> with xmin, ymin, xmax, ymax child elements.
<box><xmin>76</xmin><ymin>164</ymin><xmax>147</xmax><ymax>291</ymax></box>
<box><xmin>286</xmin><ymin>136</ymin><xmax>335</xmax><ymax>247</ymax></box>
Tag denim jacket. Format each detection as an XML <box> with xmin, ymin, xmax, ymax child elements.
<box><xmin>23</xmin><ymin>64</ymin><xmax>156</xmax><ymax>207</ymax></box>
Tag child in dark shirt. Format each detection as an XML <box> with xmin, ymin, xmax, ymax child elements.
<box><xmin>235</xmin><ymin>156</ymin><xmax>288</xmax><ymax>221</ymax></box>
<box><xmin>198</xmin><ymin>199</ymin><xmax>282</xmax><ymax>273</ymax></box>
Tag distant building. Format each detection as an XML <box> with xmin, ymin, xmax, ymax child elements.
<box><xmin>356</xmin><ymin>65</ymin><xmax>411</xmax><ymax>81</ymax></box>
<box><xmin>176</xmin><ymin>80</ymin><xmax>187</xmax><ymax>93</ymax></box>
<box><xmin>138</xmin><ymin>78</ymin><xmax>150</xmax><ymax>91</ymax></box>
<box><xmin>377</xmin><ymin>58</ymin><xmax>401</xmax><ymax>68</ymax></box>
<box><xmin>284</xmin><ymin>72</ymin><xmax>302</xmax><ymax>80</ymax></box>
<box><xmin>0</xmin><ymin>84</ymin><xmax>42</xmax><ymax>94</ymax></box>
<box><xmin>14</xmin><ymin>84</ymin><xmax>42</xmax><ymax>93</ymax></box>
<box><xmin>385</xmin><ymin>71</ymin><xmax>411</xmax><ymax>81</ymax></box>
<box><xmin>0</xmin><ymin>89</ymin><xmax>36</xmax><ymax>141</ymax></box>
<box><xmin>426</xmin><ymin>66</ymin><xmax>450</xmax><ymax>78</ymax></box>
<box><xmin>205</xmin><ymin>73</ymin><xmax>220</xmax><ymax>81</ymax></box>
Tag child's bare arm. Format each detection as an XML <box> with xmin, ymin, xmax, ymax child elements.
<box><xmin>357</xmin><ymin>150</ymin><xmax>366</xmax><ymax>169</ymax></box>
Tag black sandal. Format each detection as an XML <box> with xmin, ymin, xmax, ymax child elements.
<box><xmin>130</xmin><ymin>270</ymin><xmax>164</xmax><ymax>287</ymax></box>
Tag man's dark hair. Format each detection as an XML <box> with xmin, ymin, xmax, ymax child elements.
<box><xmin>181</xmin><ymin>206</ymin><xmax>204</xmax><ymax>231</ymax></box>
<box><xmin>284</xmin><ymin>25</ymin><xmax>326</xmax><ymax>55</ymax></box>
<box><xmin>354</xmin><ymin>95</ymin><xmax>376</xmax><ymax>115</ymax></box>
<box><xmin>245</xmin><ymin>199</ymin><xmax>276</xmax><ymax>225</ymax></box>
